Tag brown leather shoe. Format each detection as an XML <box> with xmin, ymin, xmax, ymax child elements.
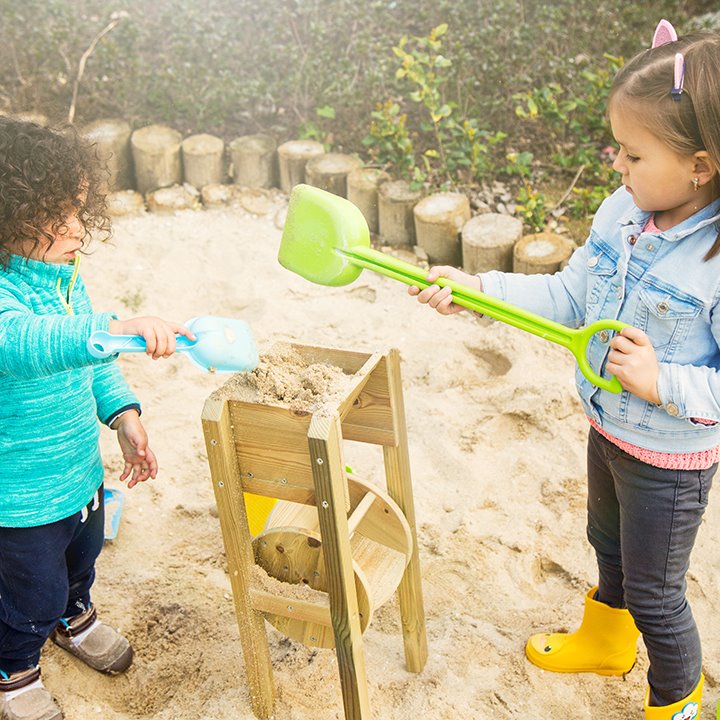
<box><xmin>0</xmin><ymin>666</ymin><xmax>62</xmax><ymax>720</ymax></box>
<box><xmin>51</xmin><ymin>605</ymin><xmax>133</xmax><ymax>675</ymax></box>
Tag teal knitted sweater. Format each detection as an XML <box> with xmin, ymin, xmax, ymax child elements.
<box><xmin>0</xmin><ymin>254</ymin><xmax>139</xmax><ymax>527</ymax></box>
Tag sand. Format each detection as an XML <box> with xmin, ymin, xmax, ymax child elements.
<box><xmin>40</xmin><ymin>198</ymin><xmax>720</xmax><ymax>719</ymax></box>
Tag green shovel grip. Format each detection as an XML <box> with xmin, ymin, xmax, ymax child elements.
<box><xmin>571</xmin><ymin>320</ymin><xmax>628</xmax><ymax>394</ymax></box>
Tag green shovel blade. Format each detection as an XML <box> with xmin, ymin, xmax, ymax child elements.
<box><xmin>278</xmin><ymin>183</ymin><xmax>370</xmax><ymax>286</ymax></box>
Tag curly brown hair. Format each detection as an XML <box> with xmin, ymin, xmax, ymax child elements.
<box><xmin>0</xmin><ymin>117</ymin><xmax>111</xmax><ymax>266</ymax></box>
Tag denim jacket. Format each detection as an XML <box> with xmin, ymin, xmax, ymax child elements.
<box><xmin>481</xmin><ymin>187</ymin><xmax>720</xmax><ymax>453</ymax></box>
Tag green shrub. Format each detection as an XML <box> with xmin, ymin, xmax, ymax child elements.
<box><xmin>0</xmin><ymin>0</ymin><xmax>694</xmax><ymax>225</ymax></box>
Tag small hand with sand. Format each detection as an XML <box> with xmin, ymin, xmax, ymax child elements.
<box><xmin>112</xmin><ymin>409</ymin><xmax>158</xmax><ymax>488</ymax></box>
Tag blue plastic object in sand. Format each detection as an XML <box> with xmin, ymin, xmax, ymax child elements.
<box><xmin>87</xmin><ymin>316</ymin><xmax>259</xmax><ymax>373</ymax></box>
<box><xmin>103</xmin><ymin>487</ymin><xmax>124</xmax><ymax>541</ymax></box>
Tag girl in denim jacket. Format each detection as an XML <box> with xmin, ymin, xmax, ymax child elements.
<box><xmin>411</xmin><ymin>21</ymin><xmax>720</xmax><ymax>720</ymax></box>
<box><xmin>0</xmin><ymin>118</ymin><xmax>194</xmax><ymax>720</ymax></box>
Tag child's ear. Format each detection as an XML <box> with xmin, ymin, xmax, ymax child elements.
<box><xmin>693</xmin><ymin>151</ymin><xmax>717</xmax><ymax>184</ymax></box>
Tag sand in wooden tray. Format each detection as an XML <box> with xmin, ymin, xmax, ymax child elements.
<box><xmin>211</xmin><ymin>343</ymin><xmax>354</xmax><ymax>412</ymax></box>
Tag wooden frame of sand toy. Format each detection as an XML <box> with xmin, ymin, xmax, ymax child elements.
<box><xmin>201</xmin><ymin>343</ymin><xmax>428</xmax><ymax>719</ymax></box>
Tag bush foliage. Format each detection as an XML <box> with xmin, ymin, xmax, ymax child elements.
<box><xmin>0</xmin><ymin>0</ymin><xmax>708</xmax><ymax>226</ymax></box>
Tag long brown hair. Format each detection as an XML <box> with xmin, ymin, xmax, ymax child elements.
<box><xmin>609</xmin><ymin>32</ymin><xmax>720</xmax><ymax>260</ymax></box>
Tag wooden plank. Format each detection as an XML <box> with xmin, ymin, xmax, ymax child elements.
<box><xmin>308</xmin><ymin>413</ymin><xmax>372</xmax><ymax>720</ymax></box>
<box><xmin>341</xmin><ymin>355</ymin><xmax>397</xmax><ymax>446</ymax></box>
<box><xmin>334</xmin><ymin>351</ymin><xmax>384</xmax><ymax>419</ymax></box>
<box><xmin>381</xmin><ymin>350</ymin><xmax>428</xmax><ymax>674</ymax></box>
<box><xmin>201</xmin><ymin>397</ymin><xmax>275</xmax><ymax>718</ymax></box>
<box><xmin>346</xmin><ymin>492</ymin><xmax>375</xmax><ymax>536</ymax></box>
<box><xmin>228</xmin><ymin>401</ymin><xmax>317</xmax><ymax>500</ymax></box>
<box><xmin>250</xmin><ymin>588</ymin><xmax>332</xmax><ymax>626</ymax></box>
<box><xmin>347</xmin><ymin>477</ymin><xmax>411</xmax><ymax>557</ymax></box>
<box><xmin>291</xmin><ymin>343</ymin><xmax>372</xmax><ymax>374</ymax></box>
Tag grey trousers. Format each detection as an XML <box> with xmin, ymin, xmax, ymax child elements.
<box><xmin>586</xmin><ymin>427</ymin><xmax>714</xmax><ymax>705</ymax></box>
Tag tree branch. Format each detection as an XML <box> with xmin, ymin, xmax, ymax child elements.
<box><xmin>67</xmin><ymin>14</ymin><xmax>126</xmax><ymax>125</ymax></box>
<box><xmin>551</xmin><ymin>164</ymin><xmax>586</xmax><ymax>211</ymax></box>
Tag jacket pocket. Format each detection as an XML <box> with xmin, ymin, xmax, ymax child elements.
<box><xmin>635</xmin><ymin>282</ymin><xmax>703</xmax><ymax>354</ymax></box>
<box><xmin>586</xmin><ymin>241</ymin><xmax>619</xmax><ymax>307</ymax></box>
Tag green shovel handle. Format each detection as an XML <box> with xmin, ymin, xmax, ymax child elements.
<box><xmin>570</xmin><ymin>320</ymin><xmax>628</xmax><ymax>394</ymax></box>
<box><xmin>344</xmin><ymin>247</ymin><xmax>628</xmax><ymax>393</ymax></box>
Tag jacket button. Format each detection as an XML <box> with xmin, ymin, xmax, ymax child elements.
<box><xmin>646</xmin><ymin>243</ymin><xmax>655</xmax><ymax>251</ymax></box>
<box><xmin>598</xmin><ymin>330</ymin><xmax>609</xmax><ymax>343</ymax></box>
<box><xmin>666</xmin><ymin>403</ymin><xmax>679</xmax><ymax>416</ymax></box>
<box><xmin>587</xmin><ymin>256</ymin><xmax>599</xmax><ymax>268</ymax></box>
<box><xmin>628</xmin><ymin>235</ymin><xmax>637</xmax><ymax>245</ymax></box>
<box><xmin>657</xmin><ymin>301</ymin><xmax>669</xmax><ymax>314</ymax></box>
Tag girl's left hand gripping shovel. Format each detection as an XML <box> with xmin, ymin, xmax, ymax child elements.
<box><xmin>87</xmin><ymin>315</ymin><xmax>259</xmax><ymax>373</ymax></box>
<box><xmin>278</xmin><ymin>184</ymin><xmax>628</xmax><ymax>394</ymax></box>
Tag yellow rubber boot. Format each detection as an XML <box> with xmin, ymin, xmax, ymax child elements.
<box><xmin>526</xmin><ymin>587</ymin><xmax>639</xmax><ymax>675</ymax></box>
<box><xmin>644</xmin><ymin>675</ymin><xmax>703</xmax><ymax>719</ymax></box>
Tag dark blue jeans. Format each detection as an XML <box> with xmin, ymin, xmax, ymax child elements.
<box><xmin>586</xmin><ymin>428</ymin><xmax>714</xmax><ymax>705</ymax></box>
<box><xmin>0</xmin><ymin>487</ymin><xmax>104</xmax><ymax>674</ymax></box>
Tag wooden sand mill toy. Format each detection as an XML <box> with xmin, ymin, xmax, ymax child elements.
<box><xmin>201</xmin><ymin>343</ymin><xmax>427</xmax><ymax>720</ymax></box>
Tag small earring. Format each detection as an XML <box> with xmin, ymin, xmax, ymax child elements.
<box><xmin>693</xmin><ymin>177</ymin><xmax>700</xmax><ymax>191</ymax></box>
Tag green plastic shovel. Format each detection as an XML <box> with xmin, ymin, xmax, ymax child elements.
<box><xmin>278</xmin><ymin>184</ymin><xmax>627</xmax><ymax>393</ymax></box>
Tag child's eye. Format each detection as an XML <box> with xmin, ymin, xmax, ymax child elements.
<box><xmin>626</xmin><ymin>153</ymin><xmax>640</xmax><ymax>163</ymax></box>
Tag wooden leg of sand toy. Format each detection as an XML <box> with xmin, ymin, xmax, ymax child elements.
<box><xmin>382</xmin><ymin>349</ymin><xmax>428</xmax><ymax>673</ymax></box>
<box><xmin>308</xmin><ymin>413</ymin><xmax>372</xmax><ymax>720</ymax></box>
<box><xmin>202</xmin><ymin>399</ymin><xmax>275</xmax><ymax>720</ymax></box>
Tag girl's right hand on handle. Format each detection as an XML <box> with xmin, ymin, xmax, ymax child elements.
<box><xmin>408</xmin><ymin>265</ymin><xmax>482</xmax><ymax>316</ymax></box>
<box><xmin>108</xmin><ymin>316</ymin><xmax>196</xmax><ymax>359</ymax></box>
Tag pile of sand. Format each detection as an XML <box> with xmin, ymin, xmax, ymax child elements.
<box><xmin>212</xmin><ymin>343</ymin><xmax>352</xmax><ymax>411</ymax></box>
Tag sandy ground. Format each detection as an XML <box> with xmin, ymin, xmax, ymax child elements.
<box><xmin>39</xmin><ymin>198</ymin><xmax>720</xmax><ymax>719</ymax></box>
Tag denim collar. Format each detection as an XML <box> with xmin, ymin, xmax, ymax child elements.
<box><xmin>617</xmin><ymin>197</ymin><xmax>720</xmax><ymax>242</ymax></box>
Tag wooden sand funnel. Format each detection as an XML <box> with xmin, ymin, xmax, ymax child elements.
<box><xmin>254</xmin><ymin>473</ymin><xmax>412</xmax><ymax>647</ymax></box>
<box><xmin>201</xmin><ymin>344</ymin><xmax>427</xmax><ymax>720</ymax></box>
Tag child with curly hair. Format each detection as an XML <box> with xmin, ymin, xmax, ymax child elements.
<box><xmin>0</xmin><ymin>117</ymin><xmax>194</xmax><ymax>720</ymax></box>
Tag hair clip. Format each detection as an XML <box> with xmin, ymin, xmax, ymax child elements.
<box><xmin>652</xmin><ymin>19</ymin><xmax>678</xmax><ymax>48</ymax></box>
<box><xmin>671</xmin><ymin>52</ymin><xmax>685</xmax><ymax>101</ymax></box>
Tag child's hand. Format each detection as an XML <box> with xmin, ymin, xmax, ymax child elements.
<box><xmin>112</xmin><ymin>410</ymin><xmax>158</xmax><ymax>488</ymax></box>
<box><xmin>408</xmin><ymin>266</ymin><xmax>482</xmax><ymax>315</ymax></box>
<box><xmin>108</xmin><ymin>316</ymin><xmax>195</xmax><ymax>359</ymax></box>
<box><xmin>606</xmin><ymin>327</ymin><xmax>660</xmax><ymax>404</ymax></box>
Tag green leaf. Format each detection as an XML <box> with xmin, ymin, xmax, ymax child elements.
<box><xmin>316</xmin><ymin>105</ymin><xmax>335</xmax><ymax>119</ymax></box>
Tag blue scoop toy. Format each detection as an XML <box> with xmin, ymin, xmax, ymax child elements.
<box><xmin>87</xmin><ymin>315</ymin><xmax>258</xmax><ymax>373</ymax></box>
